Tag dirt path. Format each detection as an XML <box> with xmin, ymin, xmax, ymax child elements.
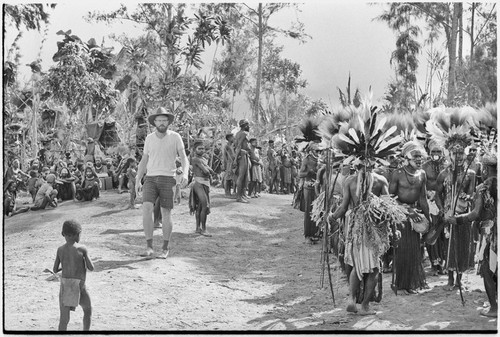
<box><xmin>3</xmin><ymin>188</ymin><xmax>497</xmax><ymax>332</ymax></box>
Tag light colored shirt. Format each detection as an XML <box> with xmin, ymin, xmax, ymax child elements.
<box><xmin>144</xmin><ymin>130</ymin><xmax>186</xmax><ymax>177</ymax></box>
<box><xmin>34</xmin><ymin>183</ymin><xmax>54</xmax><ymax>207</ymax></box>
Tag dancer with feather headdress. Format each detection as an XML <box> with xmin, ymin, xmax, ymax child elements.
<box><xmin>446</xmin><ymin>139</ymin><xmax>497</xmax><ymax>317</ymax></box>
<box><xmin>429</xmin><ymin>107</ymin><xmax>478</xmax><ymax>291</ymax></box>
<box><xmin>389</xmin><ymin>140</ymin><xmax>430</xmax><ymax>294</ymax></box>
<box><xmin>296</xmin><ymin>117</ymin><xmax>323</xmax><ymax>244</ymax></box>
<box><xmin>422</xmin><ymin>139</ymin><xmax>448</xmax><ymax>276</ymax></box>
<box><xmin>326</xmin><ymin>98</ymin><xmax>407</xmax><ymax>315</ymax></box>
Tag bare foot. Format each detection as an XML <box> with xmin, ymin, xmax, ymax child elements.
<box><xmin>359</xmin><ymin>308</ymin><xmax>376</xmax><ymax>316</ymax></box>
<box><xmin>480</xmin><ymin>309</ymin><xmax>497</xmax><ymax>318</ymax></box>
<box><xmin>346</xmin><ymin>303</ymin><xmax>358</xmax><ymax>313</ymax></box>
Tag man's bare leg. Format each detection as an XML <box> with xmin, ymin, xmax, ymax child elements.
<box><xmin>359</xmin><ymin>269</ymin><xmax>378</xmax><ymax>315</ymax></box>
<box><xmin>480</xmin><ymin>260</ymin><xmax>498</xmax><ymax>317</ymax></box>
<box><xmin>159</xmin><ymin>207</ymin><xmax>173</xmax><ymax>254</ymax></box>
<box><xmin>444</xmin><ymin>271</ymin><xmax>455</xmax><ymax>291</ymax></box>
<box><xmin>347</xmin><ymin>267</ymin><xmax>360</xmax><ymax>313</ymax></box>
<box><xmin>140</xmin><ymin>202</ymin><xmax>155</xmax><ymax>258</ymax></box>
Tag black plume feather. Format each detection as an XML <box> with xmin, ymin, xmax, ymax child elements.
<box><xmin>296</xmin><ymin>117</ymin><xmax>322</xmax><ymax>143</ymax></box>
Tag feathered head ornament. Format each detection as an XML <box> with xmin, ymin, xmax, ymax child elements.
<box><xmin>330</xmin><ymin>94</ymin><xmax>403</xmax><ymax>168</ymax></box>
<box><xmin>295</xmin><ymin>117</ymin><xmax>322</xmax><ymax>144</ymax></box>
<box><xmin>425</xmin><ymin>107</ymin><xmax>477</xmax><ymax>154</ymax></box>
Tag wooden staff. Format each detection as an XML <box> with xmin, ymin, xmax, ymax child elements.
<box><xmin>320</xmin><ymin>149</ymin><xmax>341</xmax><ymax>306</ymax></box>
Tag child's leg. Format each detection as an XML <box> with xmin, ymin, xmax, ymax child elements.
<box><xmin>58</xmin><ymin>295</ymin><xmax>71</xmax><ymax>331</ymax></box>
<box><xmin>193</xmin><ymin>184</ymin><xmax>209</xmax><ymax>232</ymax></box>
<box><xmin>79</xmin><ymin>287</ymin><xmax>92</xmax><ymax>331</ymax></box>
<box><xmin>175</xmin><ymin>184</ymin><xmax>181</xmax><ymax>203</ymax></box>
<box><xmin>195</xmin><ymin>207</ymin><xmax>201</xmax><ymax>233</ymax></box>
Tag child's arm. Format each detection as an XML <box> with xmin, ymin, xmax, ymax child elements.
<box><xmin>53</xmin><ymin>248</ymin><xmax>62</xmax><ymax>274</ymax></box>
<box><xmin>78</xmin><ymin>245</ymin><xmax>94</xmax><ymax>271</ymax></box>
<box><xmin>197</xmin><ymin>158</ymin><xmax>215</xmax><ymax>175</ymax></box>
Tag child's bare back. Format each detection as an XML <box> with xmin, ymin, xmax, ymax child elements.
<box><xmin>55</xmin><ymin>243</ymin><xmax>89</xmax><ymax>281</ymax></box>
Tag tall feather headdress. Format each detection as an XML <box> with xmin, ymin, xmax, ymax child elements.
<box><xmin>295</xmin><ymin>117</ymin><xmax>322</xmax><ymax>143</ymax></box>
<box><xmin>476</xmin><ymin>102</ymin><xmax>497</xmax><ymax>165</ymax></box>
<box><xmin>295</xmin><ymin>117</ymin><xmax>322</xmax><ymax>151</ymax></box>
<box><xmin>425</xmin><ymin>107</ymin><xmax>478</xmax><ymax>152</ymax></box>
<box><xmin>330</xmin><ymin>94</ymin><xmax>403</xmax><ymax>167</ymax></box>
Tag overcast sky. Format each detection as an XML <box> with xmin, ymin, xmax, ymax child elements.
<box><xmin>4</xmin><ymin>1</ymin><xmax>447</xmax><ymax>116</ymax></box>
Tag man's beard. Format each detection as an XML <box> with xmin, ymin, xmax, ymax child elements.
<box><xmin>156</xmin><ymin>125</ymin><xmax>168</xmax><ymax>133</ymax></box>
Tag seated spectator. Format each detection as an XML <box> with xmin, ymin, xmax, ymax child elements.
<box><xmin>67</xmin><ymin>162</ymin><xmax>76</xmax><ymax>173</ymax></box>
<box><xmin>31</xmin><ymin>174</ymin><xmax>58</xmax><ymax>210</ymax></box>
<box><xmin>55</xmin><ymin>167</ymin><xmax>76</xmax><ymax>201</ymax></box>
<box><xmin>75</xmin><ymin>159</ymin><xmax>85</xmax><ymax>174</ymax></box>
<box><xmin>105</xmin><ymin>157</ymin><xmax>118</xmax><ymax>188</ymax></box>
<box><xmin>4</xmin><ymin>180</ymin><xmax>29</xmax><ymax>217</ymax></box>
<box><xmin>56</xmin><ymin>160</ymin><xmax>68</xmax><ymax>176</ymax></box>
<box><xmin>94</xmin><ymin>156</ymin><xmax>108</xmax><ymax>175</ymax></box>
<box><xmin>36</xmin><ymin>167</ymin><xmax>51</xmax><ymax>190</ymax></box>
<box><xmin>73</xmin><ymin>169</ymin><xmax>83</xmax><ymax>186</ymax></box>
<box><xmin>27</xmin><ymin>170</ymin><xmax>39</xmax><ymax>202</ymax></box>
<box><xmin>4</xmin><ymin>158</ymin><xmax>29</xmax><ymax>187</ymax></box>
<box><xmin>30</xmin><ymin>158</ymin><xmax>41</xmax><ymax>174</ymax></box>
<box><xmin>76</xmin><ymin>166</ymin><xmax>100</xmax><ymax>201</ymax></box>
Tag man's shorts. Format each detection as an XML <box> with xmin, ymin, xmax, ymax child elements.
<box><xmin>143</xmin><ymin>176</ymin><xmax>176</xmax><ymax>209</ymax></box>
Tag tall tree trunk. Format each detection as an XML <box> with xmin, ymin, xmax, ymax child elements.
<box><xmin>470</xmin><ymin>3</ymin><xmax>475</xmax><ymax>66</ymax></box>
<box><xmin>447</xmin><ymin>3</ymin><xmax>460</xmax><ymax>106</ymax></box>
<box><xmin>458</xmin><ymin>2</ymin><xmax>463</xmax><ymax>68</ymax></box>
<box><xmin>254</xmin><ymin>3</ymin><xmax>263</xmax><ymax>123</ymax></box>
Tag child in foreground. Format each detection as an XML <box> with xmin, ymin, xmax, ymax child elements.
<box><xmin>53</xmin><ymin>220</ymin><xmax>94</xmax><ymax>331</ymax></box>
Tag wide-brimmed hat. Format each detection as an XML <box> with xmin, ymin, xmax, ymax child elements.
<box><xmin>148</xmin><ymin>107</ymin><xmax>175</xmax><ymax>126</ymax></box>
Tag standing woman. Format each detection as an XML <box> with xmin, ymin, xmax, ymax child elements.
<box><xmin>296</xmin><ymin>118</ymin><xmax>322</xmax><ymax>244</ymax></box>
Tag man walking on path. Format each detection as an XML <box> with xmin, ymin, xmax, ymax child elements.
<box><xmin>135</xmin><ymin>107</ymin><xmax>189</xmax><ymax>259</ymax></box>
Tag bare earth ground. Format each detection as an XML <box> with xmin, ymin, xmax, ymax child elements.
<box><xmin>3</xmin><ymin>188</ymin><xmax>498</xmax><ymax>332</ymax></box>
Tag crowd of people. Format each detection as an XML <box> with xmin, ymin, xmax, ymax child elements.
<box><xmin>3</xmin><ymin>104</ymin><xmax>497</xmax><ymax>331</ymax></box>
<box><xmin>289</xmin><ymin>105</ymin><xmax>497</xmax><ymax>318</ymax></box>
<box><xmin>3</xmin><ymin>140</ymin><xmax>141</xmax><ymax>216</ymax></box>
